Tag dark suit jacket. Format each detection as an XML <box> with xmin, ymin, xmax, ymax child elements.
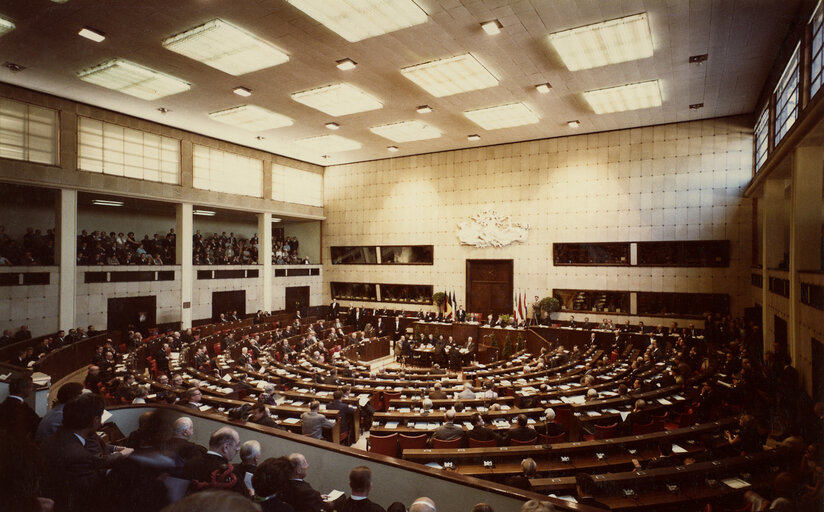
<box><xmin>283</xmin><ymin>479</ymin><xmax>325</xmax><ymax>512</ymax></box>
<box><xmin>506</xmin><ymin>426</ymin><xmax>537</xmax><ymax>444</ymax></box>
<box><xmin>467</xmin><ymin>425</ymin><xmax>502</xmax><ymax>444</ymax></box>
<box><xmin>183</xmin><ymin>452</ymin><xmax>245</xmax><ymax>494</ymax></box>
<box><xmin>0</xmin><ymin>396</ymin><xmax>40</xmax><ymax>438</ymax></box>
<box><xmin>540</xmin><ymin>422</ymin><xmax>565</xmax><ymax>439</ymax></box>
<box><xmin>40</xmin><ymin>427</ymin><xmax>106</xmax><ymax>512</ymax></box>
<box><xmin>331</xmin><ymin>496</ymin><xmax>386</xmax><ymax>512</ymax></box>
<box><xmin>166</xmin><ymin>437</ymin><xmax>207</xmax><ymax>466</ymax></box>
<box><xmin>327</xmin><ymin>399</ymin><xmax>355</xmax><ymax>435</ymax></box>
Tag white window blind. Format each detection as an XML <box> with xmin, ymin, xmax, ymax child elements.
<box><xmin>774</xmin><ymin>45</ymin><xmax>799</xmax><ymax>147</ymax></box>
<box><xmin>193</xmin><ymin>145</ymin><xmax>262</xmax><ymax>197</ymax></box>
<box><xmin>754</xmin><ymin>106</ymin><xmax>769</xmax><ymax>172</ymax></box>
<box><xmin>811</xmin><ymin>1</ymin><xmax>823</xmax><ymax>99</ymax></box>
<box><xmin>0</xmin><ymin>97</ymin><xmax>58</xmax><ymax>165</ymax></box>
<box><xmin>272</xmin><ymin>164</ymin><xmax>323</xmax><ymax>206</ymax></box>
<box><xmin>78</xmin><ymin>117</ymin><xmax>180</xmax><ymax>184</ymax></box>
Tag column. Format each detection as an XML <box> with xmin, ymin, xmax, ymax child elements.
<box><xmin>789</xmin><ymin>146</ymin><xmax>824</xmax><ymax>388</ymax></box>
<box><xmin>259</xmin><ymin>212</ymin><xmax>273</xmax><ymax>312</ymax></box>
<box><xmin>760</xmin><ymin>178</ymin><xmax>785</xmax><ymax>355</ymax></box>
<box><xmin>177</xmin><ymin>203</ymin><xmax>193</xmax><ymax>329</ymax></box>
<box><xmin>56</xmin><ymin>189</ymin><xmax>77</xmax><ymax>331</ymax></box>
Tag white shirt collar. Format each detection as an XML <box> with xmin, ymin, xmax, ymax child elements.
<box><xmin>74</xmin><ymin>433</ymin><xmax>86</xmax><ymax>446</ymax></box>
<box><xmin>8</xmin><ymin>395</ymin><xmax>24</xmax><ymax>402</ymax></box>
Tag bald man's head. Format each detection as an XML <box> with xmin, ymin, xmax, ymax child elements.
<box><xmin>410</xmin><ymin>497</ymin><xmax>436</xmax><ymax>512</ymax></box>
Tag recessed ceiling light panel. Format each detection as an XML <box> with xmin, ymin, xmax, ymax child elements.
<box><xmin>77</xmin><ymin>59</ymin><xmax>191</xmax><ymax>100</ymax></box>
<box><xmin>325</xmin><ymin>122</ymin><xmax>340</xmax><ymax>130</ymax></box>
<box><xmin>208</xmin><ymin>105</ymin><xmax>293</xmax><ymax>131</ymax></box>
<box><xmin>286</xmin><ymin>0</ymin><xmax>428</xmax><ymax>42</ymax></box>
<box><xmin>535</xmin><ymin>83</ymin><xmax>552</xmax><ymax>94</ymax></box>
<box><xmin>295</xmin><ymin>134</ymin><xmax>362</xmax><ymax>153</ymax></box>
<box><xmin>370</xmin><ymin>120</ymin><xmax>441</xmax><ymax>142</ymax></box>
<box><xmin>481</xmin><ymin>20</ymin><xmax>502</xmax><ymax>35</ymax></box>
<box><xmin>0</xmin><ymin>16</ymin><xmax>15</xmax><ymax>37</ymax></box>
<box><xmin>463</xmin><ymin>102</ymin><xmax>539</xmax><ymax>130</ymax></box>
<box><xmin>78</xmin><ymin>27</ymin><xmax>105</xmax><ymax>42</ymax></box>
<box><xmin>291</xmin><ymin>83</ymin><xmax>382</xmax><ymax>117</ymax></box>
<box><xmin>416</xmin><ymin>105</ymin><xmax>432</xmax><ymax>113</ymax></box>
<box><xmin>163</xmin><ymin>18</ymin><xmax>289</xmax><ymax>76</ymax></box>
<box><xmin>193</xmin><ymin>209</ymin><xmax>216</xmax><ymax>216</ymax></box>
<box><xmin>548</xmin><ymin>13</ymin><xmax>654</xmax><ymax>71</ymax></box>
<box><xmin>401</xmin><ymin>53</ymin><xmax>498</xmax><ymax>97</ymax></box>
<box><xmin>387</xmin><ymin>145</ymin><xmax>399</xmax><ymax>152</ymax></box>
<box><xmin>233</xmin><ymin>86</ymin><xmax>252</xmax><ymax>97</ymax></box>
<box><xmin>467</xmin><ymin>134</ymin><xmax>481</xmax><ymax>141</ymax></box>
<box><xmin>336</xmin><ymin>58</ymin><xmax>357</xmax><ymax>70</ymax></box>
<box><xmin>583</xmin><ymin>80</ymin><xmax>662</xmax><ymax>114</ymax></box>
<box><xmin>92</xmin><ymin>199</ymin><xmax>124</xmax><ymax>207</ymax></box>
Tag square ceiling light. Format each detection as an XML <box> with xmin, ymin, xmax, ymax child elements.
<box><xmin>162</xmin><ymin>19</ymin><xmax>289</xmax><ymax>76</ymax></box>
<box><xmin>463</xmin><ymin>102</ymin><xmax>539</xmax><ymax>130</ymax></box>
<box><xmin>286</xmin><ymin>0</ymin><xmax>427</xmax><ymax>42</ymax></box>
<box><xmin>370</xmin><ymin>120</ymin><xmax>441</xmax><ymax>142</ymax></box>
<box><xmin>548</xmin><ymin>13</ymin><xmax>654</xmax><ymax>71</ymax></box>
<box><xmin>401</xmin><ymin>53</ymin><xmax>498</xmax><ymax>97</ymax></box>
<box><xmin>291</xmin><ymin>83</ymin><xmax>382</xmax><ymax>116</ymax></box>
<box><xmin>77</xmin><ymin>59</ymin><xmax>191</xmax><ymax>100</ymax></box>
<box><xmin>295</xmin><ymin>134</ymin><xmax>362</xmax><ymax>153</ymax></box>
<box><xmin>583</xmin><ymin>80</ymin><xmax>662</xmax><ymax>114</ymax></box>
<box><xmin>208</xmin><ymin>105</ymin><xmax>293</xmax><ymax>131</ymax></box>
<box><xmin>0</xmin><ymin>16</ymin><xmax>15</xmax><ymax>36</ymax></box>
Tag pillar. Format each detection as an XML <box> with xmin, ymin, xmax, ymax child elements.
<box><xmin>259</xmin><ymin>212</ymin><xmax>273</xmax><ymax>312</ymax></box>
<box><xmin>56</xmin><ymin>189</ymin><xmax>76</xmax><ymax>331</ymax></box>
<box><xmin>177</xmin><ymin>203</ymin><xmax>193</xmax><ymax>329</ymax></box>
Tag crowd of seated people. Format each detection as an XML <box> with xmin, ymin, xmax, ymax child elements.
<box><xmin>194</xmin><ymin>231</ymin><xmax>308</xmax><ymax>265</ymax></box>
<box><xmin>1</xmin><ymin>324</ymin><xmax>105</xmax><ymax>366</ymax></box>
<box><xmin>0</xmin><ymin>225</ymin><xmax>54</xmax><ymax>265</ymax></box>
<box><xmin>3</xmin><ymin>307</ymin><xmax>823</xmax><ymax>512</ymax></box>
<box><xmin>0</xmin><ymin>373</ymin><xmax>506</xmax><ymax>512</ymax></box>
<box><xmin>77</xmin><ymin>229</ymin><xmax>177</xmax><ymax>265</ymax></box>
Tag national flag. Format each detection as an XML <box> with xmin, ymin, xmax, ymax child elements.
<box><xmin>514</xmin><ymin>290</ymin><xmax>522</xmax><ymax>323</ymax></box>
<box><xmin>520</xmin><ymin>292</ymin><xmax>527</xmax><ymax>322</ymax></box>
<box><xmin>444</xmin><ymin>289</ymin><xmax>453</xmax><ymax>319</ymax></box>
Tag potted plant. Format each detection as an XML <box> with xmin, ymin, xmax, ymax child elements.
<box><xmin>432</xmin><ymin>292</ymin><xmax>446</xmax><ymax>314</ymax></box>
<box><xmin>538</xmin><ymin>296</ymin><xmax>561</xmax><ymax>322</ymax></box>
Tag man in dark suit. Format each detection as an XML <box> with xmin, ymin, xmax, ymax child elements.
<box><xmin>327</xmin><ymin>389</ymin><xmax>355</xmax><ymax>444</ymax></box>
<box><xmin>428</xmin><ymin>382</ymin><xmax>448</xmax><ymax>400</ymax></box>
<box><xmin>283</xmin><ymin>453</ymin><xmax>325</xmax><ymax>512</ymax></box>
<box><xmin>0</xmin><ymin>375</ymin><xmax>40</xmax><ymax>438</ymax></box>
<box><xmin>430</xmin><ymin>409</ymin><xmax>464</xmax><ymax>446</ymax></box>
<box><xmin>40</xmin><ymin>392</ymin><xmax>133</xmax><ymax>511</ymax></box>
<box><xmin>167</xmin><ymin>417</ymin><xmax>207</xmax><ymax>468</ymax></box>
<box><xmin>331</xmin><ymin>466</ymin><xmax>386</xmax><ymax>512</ymax></box>
<box><xmin>506</xmin><ymin>414</ymin><xmax>537</xmax><ymax>444</ymax></box>
<box><xmin>467</xmin><ymin>413</ymin><xmax>502</xmax><ymax>445</ymax></box>
<box><xmin>182</xmin><ymin>426</ymin><xmax>244</xmax><ymax>494</ymax></box>
<box><xmin>329</xmin><ymin>300</ymin><xmax>340</xmax><ymax>320</ymax></box>
<box><xmin>455</xmin><ymin>305</ymin><xmax>467</xmax><ymax>322</ymax></box>
<box><xmin>541</xmin><ymin>408</ymin><xmax>566</xmax><ymax>439</ymax></box>
<box><xmin>621</xmin><ymin>399</ymin><xmax>651</xmax><ymax>435</ymax></box>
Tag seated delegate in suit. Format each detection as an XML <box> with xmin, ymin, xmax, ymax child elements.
<box><xmin>506</xmin><ymin>414</ymin><xmax>537</xmax><ymax>444</ymax></box>
<box><xmin>327</xmin><ymin>390</ymin><xmax>356</xmax><ymax>443</ymax></box>
<box><xmin>0</xmin><ymin>375</ymin><xmax>41</xmax><ymax>439</ymax></box>
<box><xmin>167</xmin><ymin>417</ymin><xmax>208</xmax><ymax>468</ymax></box>
<box><xmin>467</xmin><ymin>413</ymin><xmax>502</xmax><ymax>445</ymax></box>
<box><xmin>540</xmin><ymin>408</ymin><xmax>565</xmax><ymax>439</ymax></box>
<box><xmin>301</xmin><ymin>400</ymin><xmax>335</xmax><ymax>440</ymax></box>
<box><xmin>429</xmin><ymin>409</ymin><xmax>464</xmax><ymax>446</ymax></box>
<box><xmin>39</xmin><ymin>392</ymin><xmax>133</xmax><ymax>511</ymax></box>
<box><xmin>283</xmin><ymin>453</ymin><xmax>325</xmax><ymax>512</ymax></box>
<box><xmin>331</xmin><ymin>466</ymin><xmax>386</xmax><ymax>512</ymax></box>
<box><xmin>182</xmin><ymin>426</ymin><xmax>246</xmax><ymax>495</ymax></box>
<box><xmin>252</xmin><ymin>456</ymin><xmax>296</xmax><ymax>512</ymax></box>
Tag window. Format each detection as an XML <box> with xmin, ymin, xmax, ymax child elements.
<box><xmin>0</xmin><ymin>97</ymin><xmax>58</xmax><ymax>165</ymax></box>
<box><xmin>272</xmin><ymin>164</ymin><xmax>323</xmax><ymax>207</ymax></box>
<box><xmin>754</xmin><ymin>106</ymin><xmax>769</xmax><ymax>171</ymax></box>
<box><xmin>78</xmin><ymin>117</ymin><xmax>180</xmax><ymax>184</ymax></box>
<box><xmin>774</xmin><ymin>45</ymin><xmax>800</xmax><ymax>146</ymax></box>
<box><xmin>193</xmin><ymin>145</ymin><xmax>262</xmax><ymax>197</ymax></box>
<box><xmin>811</xmin><ymin>0</ymin><xmax>824</xmax><ymax>99</ymax></box>
<box><xmin>553</xmin><ymin>243</ymin><xmax>630</xmax><ymax>265</ymax></box>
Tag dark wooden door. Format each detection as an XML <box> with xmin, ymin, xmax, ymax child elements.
<box><xmin>813</xmin><ymin>338</ymin><xmax>824</xmax><ymax>402</ymax></box>
<box><xmin>774</xmin><ymin>315</ymin><xmax>788</xmax><ymax>350</ymax></box>
<box><xmin>212</xmin><ymin>290</ymin><xmax>246</xmax><ymax>321</ymax></box>
<box><xmin>466</xmin><ymin>259</ymin><xmax>513</xmax><ymax>317</ymax></box>
<box><xmin>286</xmin><ymin>286</ymin><xmax>310</xmax><ymax>315</ymax></box>
<box><xmin>107</xmin><ymin>296</ymin><xmax>156</xmax><ymax>335</ymax></box>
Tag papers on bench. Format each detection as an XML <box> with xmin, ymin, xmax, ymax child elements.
<box><xmin>198</xmin><ymin>405</ymin><xmax>212</xmax><ymax>412</ymax></box>
<box><xmin>604</xmin><ymin>408</ymin><xmax>620</xmax><ymax>414</ymax></box>
<box><xmin>282</xmin><ymin>417</ymin><xmax>300</xmax><ymax>424</ymax></box>
<box><xmin>619</xmin><ymin>411</ymin><xmax>631</xmax><ymax>421</ymax></box>
<box><xmin>385</xmin><ymin>422</ymin><xmax>399</xmax><ymax>429</ymax></box>
<box><xmin>324</xmin><ymin>490</ymin><xmax>345</xmax><ymax>503</ymax></box>
<box><xmin>548</xmin><ymin>495</ymin><xmax>578</xmax><ymax>503</ymax></box>
<box><xmin>657</xmin><ymin>398</ymin><xmax>672</xmax><ymax>405</ymax></box>
<box><xmin>560</xmin><ymin>395</ymin><xmax>586</xmax><ymax>404</ymax></box>
<box><xmin>358</xmin><ymin>395</ymin><xmax>370</xmax><ymax>407</ymax></box>
<box><xmin>222</xmin><ymin>373</ymin><xmax>232</xmax><ymax>382</ymax></box>
<box><xmin>722</xmin><ymin>478</ymin><xmax>750</xmax><ymax>489</ymax></box>
<box><xmin>671</xmin><ymin>444</ymin><xmax>687</xmax><ymax>454</ymax></box>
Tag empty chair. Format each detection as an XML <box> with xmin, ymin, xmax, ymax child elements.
<box><xmin>399</xmin><ymin>433</ymin><xmax>428</xmax><ymax>455</ymax></box>
<box><xmin>539</xmin><ymin>432</ymin><xmax>567</xmax><ymax>444</ymax></box>
<box><xmin>593</xmin><ymin>422</ymin><xmax>619</xmax><ymax>440</ymax></box>
<box><xmin>631</xmin><ymin>420</ymin><xmax>655</xmax><ymax>435</ymax></box>
<box><xmin>468</xmin><ymin>437</ymin><xmax>497</xmax><ymax>448</ymax></box>
<box><xmin>368</xmin><ymin>433</ymin><xmax>399</xmax><ymax>457</ymax></box>
<box><xmin>510</xmin><ymin>436</ymin><xmax>538</xmax><ymax>446</ymax></box>
<box><xmin>431</xmin><ymin>437</ymin><xmax>463</xmax><ymax>449</ymax></box>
